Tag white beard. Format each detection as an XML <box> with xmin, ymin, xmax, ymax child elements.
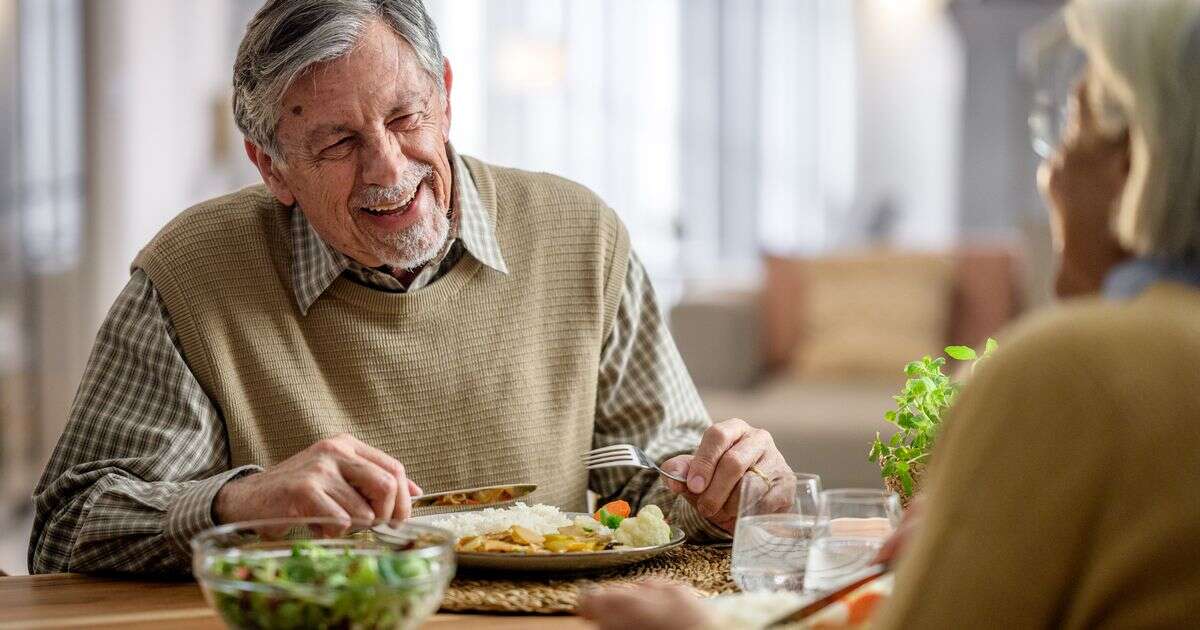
<box><xmin>352</xmin><ymin>161</ymin><xmax>450</xmax><ymax>270</ymax></box>
<box><xmin>369</xmin><ymin>206</ymin><xmax>451</xmax><ymax>270</ymax></box>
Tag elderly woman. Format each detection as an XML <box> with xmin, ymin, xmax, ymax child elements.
<box><xmin>579</xmin><ymin>0</ymin><xmax>1200</xmax><ymax>627</ymax></box>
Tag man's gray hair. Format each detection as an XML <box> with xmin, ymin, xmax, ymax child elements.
<box><xmin>233</xmin><ymin>0</ymin><xmax>444</xmax><ymax>158</ymax></box>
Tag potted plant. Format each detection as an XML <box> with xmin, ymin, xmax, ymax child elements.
<box><xmin>868</xmin><ymin>339</ymin><xmax>996</xmax><ymax>508</ymax></box>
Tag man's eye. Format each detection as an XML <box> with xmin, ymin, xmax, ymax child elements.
<box><xmin>325</xmin><ymin>137</ymin><xmax>352</xmax><ymax>152</ymax></box>
<box><xmin>389</xmin><ymin>113</ymin><xmax>421</xmax><ymax>129</ymax></box>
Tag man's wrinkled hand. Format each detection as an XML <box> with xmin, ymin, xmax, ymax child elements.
<box><xmin>213</xmin><ymin>433</ymin><xmax>422</xmax><ymax>534</ymax></box>
<box><xmin>659</xmin><ymin>418</ymin><xmax>790</xmax><ymax>533</ymax></box>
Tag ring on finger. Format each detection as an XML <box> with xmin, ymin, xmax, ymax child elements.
<box><xmin>747</xmin><ymin>465</ymin><xmax>772</xmax><ymax>487</ymax></box>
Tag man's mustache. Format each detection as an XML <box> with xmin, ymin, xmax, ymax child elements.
<box><xmin>351</xmin><ymin>162</ymin><xmax>433</xmax><ymax>207</ymax></box>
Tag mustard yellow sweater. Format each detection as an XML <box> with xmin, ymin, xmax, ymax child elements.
<box><xmin>880</xmin><ymin>282</ymin><xmax>1200</xmax><ymax>628</ymax></box>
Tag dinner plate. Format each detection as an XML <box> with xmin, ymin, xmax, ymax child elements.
<box><xmin>400</xmin><ymin>512</ymin><xmax>686</xmax><ymax>572</ymax></box>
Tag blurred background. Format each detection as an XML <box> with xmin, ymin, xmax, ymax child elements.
<box><xmin>0</xmin><ymin>0</ymin><xmax>1064</xmax><ymax>574</ymax></box>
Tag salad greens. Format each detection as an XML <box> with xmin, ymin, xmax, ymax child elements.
<box><xmin>207</xmin><ymin>542</ymin><xmax>438</xmax><ymax>630</ymax></box>
<box><xmin>869</xmin><ymin>339</ymin><xmax>997</xmax><ymax>498</ymax></box>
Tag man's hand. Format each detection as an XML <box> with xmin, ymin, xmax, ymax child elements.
<box><xmin>659</xmin><ymin>418</ymin><xmax>790</xmax><ymax>533</ymax></box>
<box><xmin>214</xmin><ymin>433</ymin><xmax>422</xmax><ymax>532</ymax></box>
<box><xmin>578</xmin><ymin>580</ymin><xmax>711</xmax><ymax>630</ymax></box>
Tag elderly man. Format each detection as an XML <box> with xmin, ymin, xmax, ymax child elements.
<box><xmin>29</xmin><ymin>0</ymin><xmax>788</xmax><ymax>574</ymax></box>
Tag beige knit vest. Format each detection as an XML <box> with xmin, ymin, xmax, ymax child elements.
<box><xmin>133</xmin><ymin>157</ymin><xmax>629</xmax><ymax>512</ymax></box>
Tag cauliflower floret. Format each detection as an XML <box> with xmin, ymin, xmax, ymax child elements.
<box><xmin>573</xmin><ymin>515</ymin><xmax>613</xmax><ymax>536</ymax></box>
<box><xmin>614</xmin><ymin>504</ymin><xmax>671</xmax><ymax>547</ymax></box>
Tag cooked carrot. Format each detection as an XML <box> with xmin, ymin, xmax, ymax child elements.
<box><xmin>593</xmin><ymin>499</ymin><xmax>632</xmax><ymax>520</ymax></box>
<box><xmin>846</xmin><ymin>592</ymin><xmax>885</xmax><ymax>624</ymax></box>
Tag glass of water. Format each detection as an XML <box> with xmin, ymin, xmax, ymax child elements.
<box><xmin>730</xmin><ymin>471</ymin><xmax>822</xmax><ymax>592</ymax></box>
<box><xmin>803</xmin><ymin>489</ymin><xmax>901</xmax><ymax>593</ymax></box>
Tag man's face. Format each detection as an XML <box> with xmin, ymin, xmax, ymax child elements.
<box><xmin>252</xmin><ymin>19</ymin><xmax>454</xmax><ymax>270</ymax></box>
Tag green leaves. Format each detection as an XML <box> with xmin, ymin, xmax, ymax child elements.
<box><xmin>869</xmin><ymin>339</ymin><xmax>998</xmax><ymax>499</ymax></box>
<box><xmin>212</xmin><ymin>542</ymin><xmax>436</xmax><ymax>630</ymax></box>
<box><xmin>944</xmin><ymin>346</ymin><xmax>976</xmax><ymax>361</ymax></box>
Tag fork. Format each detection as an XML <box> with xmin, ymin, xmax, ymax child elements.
<box><xmin>582</xmin><ymin>444</ymin><xmax>688</xmax><ymax>483</ymax></box>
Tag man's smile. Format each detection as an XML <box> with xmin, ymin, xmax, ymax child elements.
<box><xmin>355</xmin><ymin>179</ymin><xmax>432</xmax><ymax>232</ymax></box>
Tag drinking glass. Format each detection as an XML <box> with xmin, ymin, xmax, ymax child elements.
<box><xmin>803</xmin><ymin>489</ymin><xmax>902</xmax><ymax>593</ymax></box>
<box><xmin>730</xmin><ymin>471</ymin><xmax>822</xmax><ymax>592</ymax></box>
<box><xmin>1024</xmin><ymin>10</ymin><xmax>1087</xmax><ymax>158</ymax></box>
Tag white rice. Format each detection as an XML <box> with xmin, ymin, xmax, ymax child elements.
<box><xmin>426</xmin><ymin>502</ymin><xmax>573</xmax><ymax>539</ymax></box>
<box><xmin>703</xmin><ymin>592</ymin><xmax>806</xmax><ymax>628</ymax></box>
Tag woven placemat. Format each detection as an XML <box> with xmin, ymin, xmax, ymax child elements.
<box><xmin>440</xmin><ymin>545</ymin><xmax>736</xmax><ymax>614</ymax></box>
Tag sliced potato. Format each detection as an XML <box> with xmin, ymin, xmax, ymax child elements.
<box><xmin>457</xmin><ymin>518</ymin><xmax>620</xmax><ymax>554</ymax></box>
<box><xmin>458</xmin><ymin>536</ymin><xmax>486</xmax><ymax>552</ymax></box>
<box><xmin>482</xmin><ymin>539</ymin><xmax>528</xmax><ymax>553</ymax></box>
<box><xmin>510</xmin><ymin>525</ymin><xmax>545</xmax><ymax>546</ymax></box>
<box><xmin>557</xmin><ymin>525</ymin><xmax>590</xmax><ymax>538</ymax></box>
<box><xmin>543</xmin><ymin>538</ymin><xmax>573</xmax><ymax>553</ymax></box>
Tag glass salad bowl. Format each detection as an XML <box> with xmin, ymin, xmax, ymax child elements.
<box><xmin>191</xmin><ymin>518</ymin><xmax>455</xmax><ymax>630</ymax></box>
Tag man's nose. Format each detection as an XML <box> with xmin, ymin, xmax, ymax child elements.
<box><xmin>361</xmin><ymin>136</ymin><xmax>407</xmax><ymax>189</ymax></box>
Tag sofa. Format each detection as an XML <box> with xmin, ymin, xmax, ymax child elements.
<box><xmin>669</xmin><ymin>247</ymin><xmax>1023</xmax><ymax>490</ymax></box>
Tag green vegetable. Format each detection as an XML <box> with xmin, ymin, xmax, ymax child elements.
<box><xmin>596</xmin><ymin>508</ymin><xmax>624</xmax><ymax>529</ymax></box>
<box><xmin>869</xmin><ymin>339</ymin><xmax>997</xmax><ymax>498</ymax></box>
<box><xmin>207</xmin><ymin>542</ymin><xmax>439</xmax><ymax>630</ymax></box>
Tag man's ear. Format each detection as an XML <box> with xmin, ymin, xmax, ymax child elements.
<box><xmin>440</xmin><ymin>58</ymin><xmax>454</xmax><ymax>142</ymax></box>
<box><xmin>244</xmin><ymin>139</ymin><xmax>296</xmax><ymax>207</ymax></box>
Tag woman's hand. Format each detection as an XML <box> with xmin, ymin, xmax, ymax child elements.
<box><xmin>874</xmin><ymin>495</ymin><xmax>924</xmax><ymax>566</ymax></box>
<box><xmin>577</xmin><ymin>581</ymin><xmax>712</xmax><ymax>630</ymax></box>
<box><xmin>1038</xmin><ymin>79</ymin><xmax>1132</xmax><ymax>297</ymax></box>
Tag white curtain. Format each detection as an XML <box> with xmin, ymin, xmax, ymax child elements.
<box><xmin>427</xmin><ymin>0</ymin><xmax>964</xmax><ymax>286</ymax></box>
<box><xmin>426</xmin><ymin>0</ymin><xmax>683</xmax><ymax>281</ymax></box>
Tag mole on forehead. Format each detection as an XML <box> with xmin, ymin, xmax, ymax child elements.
<box><xmin>292</xmin><ymin>105</ymin><xmax>303</xmax><ymax>116</ymax></box>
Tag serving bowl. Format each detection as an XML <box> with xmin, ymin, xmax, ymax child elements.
<box><xmin>191</xmin><ymin>518</ymin><xmax>455</xmax><ymax>630</ymax></box>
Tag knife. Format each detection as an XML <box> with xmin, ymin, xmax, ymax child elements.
<box><xmin>410</xmin><ymin>483</ymin><xmax>536</xmax><ymax>509</ymax></box>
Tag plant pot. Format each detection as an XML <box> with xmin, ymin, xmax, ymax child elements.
<box><xmin>881</xmin><ymin>461</ymin><xmax>926</xmax><ymax>510</ymax></box>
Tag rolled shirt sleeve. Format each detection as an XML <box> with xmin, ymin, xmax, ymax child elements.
<box><xmin>592</xmin><ymin>252</ymin><xmax>731</xmax><ymax>542</ymax></box>
<box><xmin>29</xmin><ymin>270</ymin><xmax>260</xmax><ymax>574</ymax></box>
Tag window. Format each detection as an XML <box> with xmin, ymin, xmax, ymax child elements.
<box><xmin>428</xmin><ymin>0</ymin><xmax>964</xmax><ymax>289</ymax></box>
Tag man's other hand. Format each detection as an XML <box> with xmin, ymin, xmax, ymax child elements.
<box><xmin>213</xmin><ymin>433</ymin><xmax>422</xmax><ymax>532</ymax></box>
<box><xmin>660</xmin><ymin>418</ymin><xmax>790</xmax><ymax>533</ymax></box>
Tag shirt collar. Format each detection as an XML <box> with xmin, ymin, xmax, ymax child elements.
<box><xmin>289</xmin><ymin>147</ymin><xmax>507</xmax><ymax>315</ymax></box>
<box><xmin>1103</xmin><ymin>256</ymin><xmax>1200</xmax><ymax>299</ymax></box>
<box><xmin>449</xmin><ymin>150</ymin><xmax>508</xmax><ymax>276</ymax></box>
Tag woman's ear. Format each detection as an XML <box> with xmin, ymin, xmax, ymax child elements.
<box><xmin>244</xmin><ymin>140</ymin><xmax>296</xmax><ymax>207</ymax></box>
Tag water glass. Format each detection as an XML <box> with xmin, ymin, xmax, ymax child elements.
<box><xmin>730</xmin><ymin>471</ymin><xmax>822</xmax><ymax>592</ymax></box>
<box><xmin>803</xmin><ymin>489</ymin><xmax>901</xmax><ymax>593</ymax></box>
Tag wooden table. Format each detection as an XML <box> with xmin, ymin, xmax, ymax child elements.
<box><xmin>0</xmin><ymin>574</ymin><xmax>591</xmax><ymax>629</ymax></box>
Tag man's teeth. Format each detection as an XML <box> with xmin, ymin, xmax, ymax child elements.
<box><xmin>362</xmin><ymin>190</ymin><xmax>417</xmax><ymax>215</ymax></box>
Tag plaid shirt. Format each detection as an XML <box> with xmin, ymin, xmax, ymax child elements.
<box><xmin>29</xmin><ymin>153</ymin><xmax>728</xmax><ymax>574</ymax></box>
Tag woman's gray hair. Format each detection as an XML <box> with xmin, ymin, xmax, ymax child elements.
<box><xmin>1066</xmin><ymin>0</ymin><xmax>1200</xmax><ymax>260</ymax></box>
<box><xmin>233</xmin><ymin>0</ymin><xmax>444</xmax><ymax>159</ymax></box>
